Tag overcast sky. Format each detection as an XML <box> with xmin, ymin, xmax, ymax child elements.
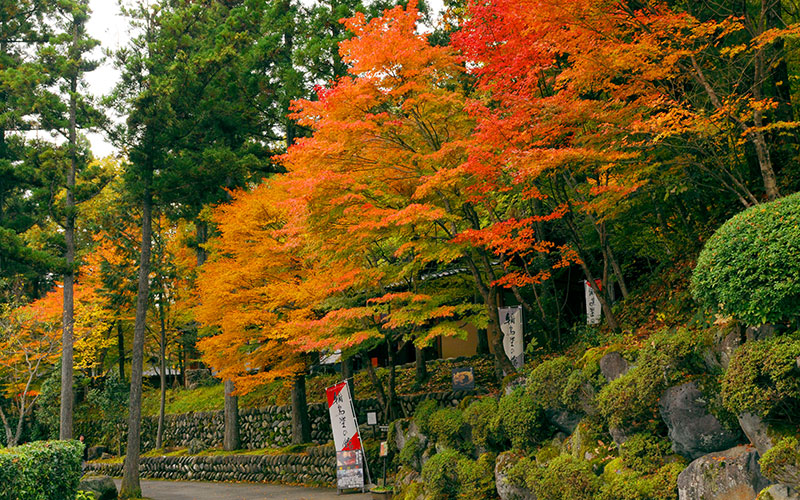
<box><xmin>83</xmin><ymin>0</ymin><xmax>444</xmax><ymax>158</ymax></box>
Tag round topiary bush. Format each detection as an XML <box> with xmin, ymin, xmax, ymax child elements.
<box><xmin>496</xmin><ymin>387</ymin><xmax>549</xmax><ymax>451</ymax></box>
<box><xmin>692</xmin><ymin>192</ymin><xmax>800</xmax><ymax>325</ymax></box>
<box><xmin>421</xmin><ymin>449</ymin><xmax>464</xmax><ymax>499</ymax></box>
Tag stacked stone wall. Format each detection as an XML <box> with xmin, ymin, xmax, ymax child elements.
<box><xmin>131</xmin><ymin>389</ymin><xmax>483</xmax><ymax>452</ymax></box>
<box><xmin>85</xmin><ymin>445</ymin><xmax>337</xmax><ymax>486</ymax></box>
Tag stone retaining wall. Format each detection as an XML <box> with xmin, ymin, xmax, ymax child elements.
<box><xmin>134</xmin><ymin>389</ymin><xmax>483</xmax><ymax>452</ymax></box>
<box><xmin>85</xmin><ymin>446</ymin><xmax>336</xmax><ymax>486</ymax></box>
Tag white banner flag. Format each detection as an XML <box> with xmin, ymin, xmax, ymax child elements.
<box><xmin>499</xmin><ymin>306</ymin><xmax>524</xmax><ymax>370</ymax></box>
<box><xmin>326</xmin><ymin>381</ymin><xmax>362</xmax><ymax>452</ymax></box>
<box><xmin>584</xmin><ymin>280</ymin><xmax>602</xmax><ymax>325</ymax></box>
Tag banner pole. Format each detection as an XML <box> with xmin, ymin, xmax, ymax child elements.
<box><xmin>345</xmin><ymin>381</ymin><xmax>372</xmax><ymax>490</ymax></box>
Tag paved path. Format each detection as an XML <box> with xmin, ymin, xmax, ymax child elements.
<box><xmin>112</xmin><ymin>479</ymin><xmax>371</xmax><ymax>500</ymax></box>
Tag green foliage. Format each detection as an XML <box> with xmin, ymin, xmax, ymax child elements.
<box><xmin>463</xmin><ymin>397</ymin><xmax>501</xmax><ymax>450</ymax></box>
<box><xmin>75</xmin><ymin>491</ymin><xmax>97</xmax><ymax>500</ymax></box>
<box><xmin>86</xmin><ymin>371</ymin><xmax>130</xmax><ymax>453</ymax></box>
<box><xmin>597</xmin><ymin>328</ymin><xmax>709</xmax><ymax>429</ymax></box>
<box><xmin>497</xmin><ymin>387</ymin><xmax>549</xmax><ymax>451</ymax></box>
<box><xmin>692</xmin><ymin>192</ymin><xmax>800</xmax><ymax>325</ymax></box>
<box><xmin>524</xmin><ymin>454</ymin><xmax>601</xmax><ymax>500</ymax></box>
<box><xmin>35</xmin><ymin>367</ymin><xmax>90</xmax><ymax>441</ymax></box>
<box><xmin>456</xmin><ymin>453</ymin><xmax>497</xmax><ymax>500</ymax></box>
<box><xmin>421</xmin><ymin>449</ymin><xmax>465</xmax><ymax>499</ymax></box>
<box><xmin>599</xmin><ymin>461</ymin><xmax>683</xmax><ymax>500</ymax></box>
<box><xmin>428</xmin><ymin>407</ymin><xmax>468</xmax><ymax>450</ymax></box>
<box><xmin>397</xmin><ymin>436</ymin><xmax>422</xmax><ymax>469</ymax></box>
<box><xmin>0</xmin><ymin>440</ymin><xmax>83</xmax><ymax>500</ymax></box>
<box><xmin>526</xmin><ymin>357</ymin><xmax>572</xmax><ymax>409</ymax></box>
<box><xmin>414</xmin><ymin>399</ymin><xmax>440</xmax><ymax>436</ymax></box>
<box><xmin>721</xmin><ymin>333</ymin><xmax>800</xmax><ymax>419</ymax></box>
<box><xmin>618</xmin><ymin>433</ymin><xmax>672</xmax><ymax>473</ymax></box>
<box><xmin>759</xmin><ymin>436</ymin><xmax>800</xmax><ymax>488</ymax></box>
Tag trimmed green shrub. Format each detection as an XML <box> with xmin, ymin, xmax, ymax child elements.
<box><xmin>463</xmin><ymin>397</ymin><xmax>501</xmax><ymax>450</ymax></box>
<box><xmin>421</xmin><ymin>449</ymin><xmax>464</xmax><ymax>499</ymax></box>
<box><xmin>497</xmin><ymin>387</ymin><xmax>549</xmax><ymax>451</ymax></box>
<box><xmin>597</xmin><ymin>328</ymin><xmax>708</xmax><ymax>429</ymax></box>
<box><xmin>721</xmin><ymin>333</ymin><xmax>800</xmax><ymax>419</ymax></box>
<box><xmin>525</xmin><ymin>454</ymin><xmax>601</xmax><ymax>500</ymax></box>
<box><xmin>413</xmin><ymin>399</ymin><xmax>439</xmax><ymax>436</ymax></box>
<box><xmin>619</xmin><ymin>433</ymin><xmax>672</xmax><ymax>473</ymax></box>
<box><xmin>692</xmin><ymin>192</ymin><xmax>800</xmax><ymax>325</ymax></box>
<box><xmin>599</xmin><ymin>461</ymin><xmax>683</xmax><ymax>500</ymax></box>
<box><xmin>760</xmin><ymin>437</ymin><xmax>800</xmax><ymax>489</ymax></box>
<box><xmin>527</xmin><ymin>357</ymin><xmax>572</xmax><ymax>409</ymax></box>
<box><xmin>456</xmin><ymin>453</ymin><xmax>496</xmax><ymax>500</ymax></box>
<box><xmin>0</xmin><ymin>440</ymin><xmax>83</xmax><ymax>500</ymax></box>
<box><xmin>429</xmin><ymin>408</ymin><xmax>468</xmax><ymax>450</ymax></box>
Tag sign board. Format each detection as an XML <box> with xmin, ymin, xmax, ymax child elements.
<box><xmin>320</xmin><ymin>349</ymin><xmax>342</xmax><ymax>365</ymax></box>
<box><xmin>367</xmin><ymin>411</ymin><xmax>378</xmax><ymax>426</ymax></box>
<box><xmin>380</xmin><ymin>441</ymin><xmax>388</xmax><ymax>457</ymax></box>
<box><xmin>451</xmin><ymin>367</ymin><xmax>475</xmax><ymax>391</ymax></box>
<box><xmin>336</xmin><ymin>450</ymin><xmax>364</xmax><ymax>490</ymax></box>
<box><xmin>584</xmin><ymin>280</ymin><xmax>602</xmax><ymax>325</ymax></box>
<box><xmin>327</xmin><ymin>381</ymin><xmax>369</xmax><ymax>491</ymax></box>
<box><xmin>326</xmin><ymin>382</ymin><xmax>362</xmax><ymax>452</ymax></box>
<box><xmin>499</xmin><ymin>306</ymin><xmax>524</xmax><ymax>370</ymax></box>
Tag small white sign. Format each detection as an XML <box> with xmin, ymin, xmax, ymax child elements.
<box><xmin>584</xmin><ymin>280</ymin><xmax>602</xmax><ymax>325</ymax></box>
<box><xmin>367</xmin><ymin>411</ymin><xmax>377</xmax><ymax>426</ymax></box>
<box><xmin>499</xmin><ymin>306</ymin><xmax>524</xmax><ymax>370</ymax></box>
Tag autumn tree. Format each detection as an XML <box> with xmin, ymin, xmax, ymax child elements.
<box><xmin>0</xmin><ymin>298</ymin><xmax>61</xmax><ymax>446</ymax></box>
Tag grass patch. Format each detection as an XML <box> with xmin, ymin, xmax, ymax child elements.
<box><xmin>141</xmin><ymin>383</ymin><xmax>224</xmax><ymax>417</ymax></box>
<box><xmin>141</xmin><ymin>355</ymin><xmax>499</xmax><ymax>416</ymax></box>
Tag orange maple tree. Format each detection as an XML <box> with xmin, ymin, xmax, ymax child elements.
<box><xmin>196</xmin><ymin>0</ymin><xmax>578</xmax><ymax>399</ymax></box>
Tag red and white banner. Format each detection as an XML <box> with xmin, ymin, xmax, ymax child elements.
<box><xmin>326</xmin><ymin>381</ymin><xmax>362</xmax><ymax>452</ymax></box>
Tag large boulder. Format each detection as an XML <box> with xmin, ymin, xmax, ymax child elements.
<box><xmin>599</xmin><ymin>352</ymin><xmax>629</xmax><ymax>382</ymax></box>
<box><xmin>495</xmin><ymin>451</ymin><xmax>536</xmax><ymax>500</ymax></box>
<box><xmin>758</xmin><ymin>485</ymin><xmax>800</xmax><ymax>500</ymax></box>
<box><xmin>677</xmin><ymin>445</ymin><xmax>772</xmax><ymax>500</ymax></box>
<box><xmin>391</xmin><ymin>419</ymin><xmax>428</xmax><ymax>454</ymax></box>
<box><xmin>705</xmin><ymin>326</ymin><xmax>744</xmax><ymax>372</ymax></box>
<box><xmin>739</xmin><ymin>412</ymin><xmax>775</xmax><ymax>456</ymax></box>
<box><xmin>659</xmin><ymin>381</ymin><xmax>742</xmax><ymax>460</ymax></box>
<box><xmin>79</xmin><ymin>475</ymin><xmax>118</xmax><ymax>500</ymax></box>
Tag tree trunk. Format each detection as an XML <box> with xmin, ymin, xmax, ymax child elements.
<box><xmin>291</xmin><ymin>374</ymin><xmax>311</xmax><ymax>444</ymax></box>
<box><xmin>156</xmin><ymin>299</ymin><xmax>167</xmax><ymax>449</ymax></box>
<box><xmin>59</xmin><ymin>13</ymin><xmax>81</xmax><ymax>442</ymax></box>
<box><xmin>117</xmin><ymin>321</ymin><xmax>125</xmax><ymax>383</ymax></box>
<box><xmin>363</xmin><ymin>353</ymin><xmax>388</xmax><ymax>420</ymax></box>
<box><xmin>223</xmin><ymin>379</ymin><xmax>240</xmax><ymax>451</ymax></box>
<box><xmin>119</xmin><ymin>182</ymin><xmax>153</xmax><ymax>500</ymax></box>
<box><xmin>476</xmin><ymin>328</ymin><xmax>490</xmax><ymax>355</ymax></box>
<box><xmin>386</xmin><ymin>336</ymin><xmax>400</xmax><ymax>420</ymax></box>
<box><xmin>341</xmin><ymin>356</ymin><xmax>354</xmax><ymax>399</ymax></box>
<box><xmin>414</xmin><ymin>346</ymin><xmax>426</xmax><ymax>384</ymax></box>
<box><xmin>195</xmin><ymin>220</ymin><xmax>207</xmax><ymax>266</ymax></box>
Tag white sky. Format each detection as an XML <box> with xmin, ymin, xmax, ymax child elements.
<box><xmin>83</xmin><ymin>0</ymin><xmax>444</xmax><ymax>158</ymax></box>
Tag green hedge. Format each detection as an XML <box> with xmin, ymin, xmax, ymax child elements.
<box><xmin>692</xmin><ymin>192</ymin><xmax>800</xmax><ymax>325</ymax></box>
<box><xmin>0</xmin><ymin>440</ymin><xmax>84</xmax><ymax>500</ymax></box>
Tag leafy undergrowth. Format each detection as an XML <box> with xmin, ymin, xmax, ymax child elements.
<box><xmin>141</xmin><ymin>356</ymin><xmax>499</xmax><ymax>416</ymax></box>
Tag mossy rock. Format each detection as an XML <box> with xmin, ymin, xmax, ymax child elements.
<box><xmin>761</xmin><ymin>437</ymin><xmax>800</xmax><ymax>490</ymax></box>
